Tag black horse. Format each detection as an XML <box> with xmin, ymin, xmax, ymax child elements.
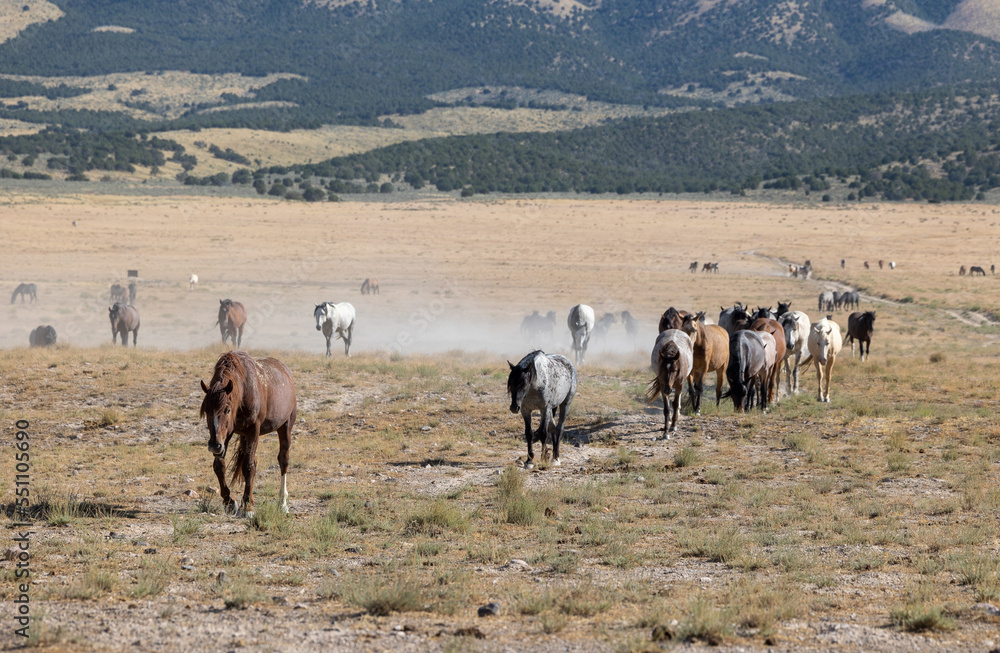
<box><xmin>29</xmin><ymin>325</ymin><xmax>56</xmax><ymax>347</ymax></box>
<box><xmin>845</xmin><ymin>311</ymin><xmax>876</xmax><ymax>361</ymax></box>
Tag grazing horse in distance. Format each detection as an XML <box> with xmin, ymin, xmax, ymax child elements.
<box><xmin>507</xmin><ymin>350</ymin><xmax>577</xmax><ymax>468</ymax></box>
<box><xmin>189</xmin><ymin>274</ymin><xmax>198</xmax><ymax>291</ymax></box>
<box><xmin>726</xmin><ymin>330</ymin><xmax>768</xmax><ymax>413</ymax></box>
<box><xmin>680</xmin><ymin>312</ymin><xmax>729</xmax><ymax>414</ymax></box>
<box><xmin>128</xmin><ymin>281</ymin><xmax>137</xmax><ymax>305</ymax></box>
<box><xmin>846</xmin><ymin>311</ymin><xmax>876</xmax><ymax>361</ymax></box>
<box><xmin>10</xmin><ymin>283</ymin><xmax>37</xmax><ymax>304</ymax></box>
<box><xmin>959</xmin><ymin>265</ymin><xmax>967</xmax><ymax>276</ymax></box>
<box><xmin>567</xmin><ymin>304</ymin><xmax>595</xmax><ymax>365</ymax></box>
<box><xmin>779</xmin><ymin>310</ymin><xmax>811</xmax><ymax>394</ymax></box>
<box><xmin>751</xmin><ymin>317</ymin><xmax>785</xmax><ymax>406</ymax></box>
<box><xmin>841</xmin><ymin>291</ymin><xmax>860</xmax><ymax>311</ymax></box>
<box><xmin>818</xmin><ymin>291</ymin><xmax>834</xmax><ymax>312</ymax></box>
<box><xmin>217</xmin><ymin>299</ymin><xmax>247</xmax><ymax>348</ymax></box>
<box><xmin>110</xmin><ymin>283</ymin><xmax>128</xmax><ymax>304</ymax></box>
<box><xmin>109</xmin><ymin>303</ymin><xmax>140</xmax><ymax>346</ymax></box>
<box><xmin>878</xmin><ymin>260</ymin><xmax>884</xmax><ymax>269</ymax></box>
<box><xmin>360</xmin><ymin>278</ymin><xmax>380</xmax><ymax>295</ymax></box>
<box><xmin>200</xmin><ymin>351</ymin><xmax>297</xmax><ymax>517</ymax></box>
<box><xmin>658</xmin><ymin>307</ymin><xmax>689</xmax><ymax>333</ymax></box>
<box><xmin>970</xmin><ymin>266</ymin><xmax>986</xmax><ymax>276</ymax></box>
<box><xmin>29</xmin><ymin>325</ymin><xmax>57</xmax><ymax>347</ymax></box>
<box><xmin>647</xmin><ymin>330</ymin><xmax>694</xmax><ymax>436</ymax></box>
<box><xmin>689</xmin><ymin>261</ymin><xmax>698</xmax><ymax>273</ymax></box>
<box><xmin>314</xmin><ymin>302</ymin><xmax>356</xmax><ymax>356</ymax></box>
<box><xmin>718</xmin><ymin>303</ymin><xmax>751</xmax><ymax>335</ymax></box>
<box><xmin>621</xmin><ymin>310</ymin><xmax>639</xmax><ymax>346</ymax></box>
<box><xmin>799</xmin><ymin>317</ymin><xmax>843</xmax><ymax>402</ymax></box>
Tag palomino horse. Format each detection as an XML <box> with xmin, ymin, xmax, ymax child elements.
<box><xmin>647</xmin><ymin>330</ymin><xmax>694</xmax><ymax>436</ymax></box>
<box><xmin>779</xmin><ymin>310</ymin><xmax>811</xmax><ymax>394</ymax></box>
<box><xmin>109</xmin><ymin>303</ymin><xmax>140</xmax><ymax>346</ymax></box>
<box><xmin>29</xmin><ymin>325</ymin><xmax>57</xmax><ymax>347</ymax></box>
<box><xmin>799</xmin><ymin>317</ymin><xmax>843</xmax><ymax>402</ymax></box>
<box><xmin>10</xmin><ymin>283</ymin><xmax>37</xmax><ymax>304</ymax></box>
<box><xmin>217</xmin><ymin>299</ymin><xmax>247</xmax><ymax>348</ymax></box>
<box><xmin>110</xmin><ymin>283</ymin><xmax>128</xmax><ymax>304</ymax></box>
<box><xmin>725</xmin><ymin>330</ymin><xmax>768</xmax><ymax>412</ymax></box>
<box><xmin>314</xmin><ymin>302</ymin><xmax>356</xmax><ymax>356</ymax></box>
<box><xmin>751</xmin><ymin>317</ymin><xmax>786</xmax><ymax>405</ymax></box>
<box><xmin>200</xmin><ymin>351</ymin><xmax>297</xmax><ymax>517</ymax></box>
<box><xmin>845</xmin><ymin>311</ymin><xmax>876</xmax><ymax>361</ymax></box>
<box><xmin>567</xmin><ymin>304</ymin><xmax>595</xmax><ymax>365</ymax></box>
<box><xmin>507</xmin><ymin>350</ymin><xmax>577</xmax><ymax>468</ymax></box>
<box><xmin>361</xmin><ymin>278</ymin><xmax>380</xmax><ymax>295</ymax></box>
<box><xmin>680</xmin><ymin>312</ymin><xmax>729</xmax><ymax>415</ymax></box>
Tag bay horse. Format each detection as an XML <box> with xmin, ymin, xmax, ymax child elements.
<box><xmin>200</xmin><ymin>351</ymin><xmax>297</xmax><ymax>517</ymax></box>
<box><xmin>217</xmin><ymin>299</ymin><xmax>247</xmax><ymax>347</ymax></box>
<box><xmin>725</xmin><ymin>330</ymin><xmax>767</xmax><ymax>413</ymax></box>
<box><xmin>10</xmin><ymin>283</ymin><xmax>37</xmax><ymax>304</ymax></box>
<box><xmin>751</xmin><ymin>317</ymin><xmax>786</xmax><ymax>405</ymax></box>
<box><xmin>845</xmin><ymin>311</ymin><xmax>876</xmax><ymax>361</ymax></box>
<box><xmin>567</xmin><ymin>304</ymin><xmax>595</xmax><ymax>365</ymax></box>
<box><xmin>646</xmin><ymin>330</ymin><xmax>694</xmax><ymax>436</ymax></box>
<box><xmin>29</xmin><ymin>325</ymin><xmax>57</xmax><ymax>347</ymax></box>
<box><xmin>109</xmin><ymin>303</ymin><xmax>140</xmax><ymax>346</ymax></box>
<box><xmin>658</xmin><ymin>306</ymin><xmax>689</xmax><ymax>333</ymax></box>
<box><xmin>507</xmin><ymin>350</ymin><xmax>577</xmax><ymax>468</ymax></box>
<box><xmin>779</xmin><ymin>310</ymin><xmax>811</xmax><ymax>394</ymax></box>
<box><xmin>680</xmin><ymin>312</ymin><xmax>729</xmax><ymax>415</ymax></box>
<box><xmin>361</xmin><ymin>278</ymin><xmax>380</xmax><ymax>295</ymax></box>
<box><xmin>314</xmin><ymin>301</ymin><xmax>356</xmax><ymax>356</ymax></box>
<box><xmin>799</xmin><ymin>317</ymin><xmax>843</xmax><ymax>402</ymax></box>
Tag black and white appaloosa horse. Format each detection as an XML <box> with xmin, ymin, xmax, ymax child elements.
<box><xmin>200</xmin><ymin>351</ymin><xmax>297</xmax><ymax>517</ymax></box>
<box><xmin>567</xmin><ymin>304</ymin><xmax>595</xmax><ymax>365</ymax></box>
<box><xmin>314</xmin><ymin>302</ymin><xmax>356</xmax><ymax>356</ymax></box>
<box><xmin>647</xmin><ymin>329</ymin><xmax>694</xmax><ymax>435</ymax></box>
<box><xmin>845</xmin><ymin>310</ymin><xmax>876</xmax><ymax>361</ymax></box>
<box><xmin>10</xmin><ymin>283</ymin><xmax>37</xmax><ymax>304</ymax></box>
<box><xmin>109</xmin><ymin>303</ymin><xmax>140</xmax><ymax>346</ymax></box>
<box><xmin>217</xmin><ymin>299</ymin><xmax>247</xmax><ymax>348</ymax></box>
<box><xmin>507</xmin><ymin>350</ymin><xmax>577</xmax><ymax>468</ymax></box>
<box><xmin>29</xmin><ymin>325</ymin><xmax>57</xmax><ymax>347</ymax></box>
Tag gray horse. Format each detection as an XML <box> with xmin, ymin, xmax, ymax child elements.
<box><xmin>567</xmin><ymin>304</ymin><xmax>595</xmax><ymax>365</ymax></box>
<box><xmin>507</xmin><ymin>350</ymin><xmax>577</xmax><ymax>469</ymax></box>
<box><xmin>109</xmin><ymin>303</ymin><xmax>140</xmax><ymax>347</ymax></box>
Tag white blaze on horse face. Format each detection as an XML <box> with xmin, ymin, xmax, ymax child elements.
<box><xmin>314</xmin><ymin>305</ymin><xmax>327</xmax><ymax>331</ymax></box>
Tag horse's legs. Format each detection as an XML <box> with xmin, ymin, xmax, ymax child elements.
<box><xmin>823</xmin><ymin>358</ymin><xmax>835</xmax><ymax>402</ymax></box>
<box><xmin>277</xmin><ymin>420</ymin><xmax>293</xmax><ymax>514</ymax></box>
<box><xmin>241</xmin><ymin>431</ymin><xmax>259</xmax><ymax>517</ymax></box>
<box><xmin>661</xmin><ymin>389</ymin><xmax>671</xmax><ymax>436</ymax></box>
<box><xmin>325</xmin><ymin>333</ymin><xmax>332</xmax><ymax>357</ymax></box>
<box><xmin>815</xmin><ymin>362</ymin><xmax>825</xmax><ymax>402</ymax></box>
<box><xmin>552</xmin><ymin>403</ymin><xmax>568</xmax><ymax>466</ymax></box>
<box><xmin>214</xmin><ymin>434</ymin><xmax>236</xmax><ymax>513</ymax></box>
<box><xmin>715</xmin><ymin>366</ymin><xmax>725</xmax><ymax>406</ymax></box>
<box><xmin>537</xmin><ymin>408</ymin><xmax>551</xmax><ymax>462</ymax></box>
<box><xmin>669</xmin><ymin>384</ymin><xmax>681</xmax><ymax>433</ymax></box>
<box><xmin>522</xmin><ymin>411</ymin><xmax>535</xmax><ymax>469</ymax></box>
<box><xmin>131</xmin><ymin>326</ymin><xmax>139</xmax><ymax>347</ymax></box>
<box><xmin>237</xmin><ymin>326</ymin><xmax>243</xmax><ymax>348</ymax></box>
<box><xmin>344</xmin><ymin>324</ymin><xmax>353</xmax><ymax>356</ymax></box>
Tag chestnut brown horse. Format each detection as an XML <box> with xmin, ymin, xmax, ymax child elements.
<box><xmin>217</xmin><ymin>299</ymin><xmax>247</xmax><ymax>347</ymax></box>
<box><xmin>845</xmin><ymin>310</ymin><xmax>876</xmax><ymax>361</ymax></box>
<box><xmin>680</xmin><ymin>312</ymin><xmax>729</xmax><ymax>414</ymax></box>
<box><xmin>751</xmin><ymin>317</ymin><xmax>786</xmax><ymax>405</ymax></box>
<box><xmin>109</xmin><ymin>303</ymin><xmax>140</xmax><ymax>346</ymax></box>
<box><xmin>200</xmin><ymin>351</ymin><xmax>297</xmax><ymax>517</ymax></box>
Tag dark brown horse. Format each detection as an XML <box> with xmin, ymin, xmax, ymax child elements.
<box><xmin>200</xmin><ymin>351</ymin><xmax>297</xmax><ymax>517</ymax></box>
<box><xmin>109</xmin><ymin>303</ymin><xmax>140</xmax><ymax>346</ymax></box>
<box><xmin>845</xmin><ymin>311</ymin><xmax>876</xmax><ymax>361</ymax></box>
<box><xmin>217</xmin><ymin>299</ymin><xmax>247</xmax><ymax>347</ymax></box>
<box><xmin>751</xmin><ymin>317</ymin><xmax>786</xmax><ymax>405</ymax></box>
<box><xmin>29</xmin><ymin>325</ymin><xmax>57</xmax><ymax>347</ymax></box>
<box><xmin>361</xmin><ymin>278</ymin><xmax>380</xmax><ymax>295</ymax></box>
<box><xmin>11</xmin><ymin>283</ymin><xmax>37</xmax><ymax>304</ymax></box>
<box><xmin>658</xmin><ymin>307</ymin><xmax>689</xmax><ymax>333</ymax></box>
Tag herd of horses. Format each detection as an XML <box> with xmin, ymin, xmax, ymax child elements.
<box><xmin>689</xmin><ymin>261</ymin><xmax>720</xmax><ymax>273</ymax></box>
<box><xmin>958</xmin><ymin>265</ymin><xmax>993</xmax><ymax>276</ymax></box>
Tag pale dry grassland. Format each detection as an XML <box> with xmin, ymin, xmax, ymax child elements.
<box><xmin>1</xmin><ymin>195</ymin><xmax>1000</xmax><ymax>651</ymax></box>
<box><xmin>0</xmin><ymin>0</ymin><xmax>62</xmax><ymax>45</ymax></box>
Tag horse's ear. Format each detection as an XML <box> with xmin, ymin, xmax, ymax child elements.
<box><xmin>697</xmin><ymin>311</ymin><xmax>706</xmax><ymax>322</ymax></box>
<box><xmin>220</xmin><ymin>299</ymin><xmax>224</xmax><ymax>305</ymax></box>
<box><xmin>508</xmin><ymin>360</ymin><xmax>515</xmax><ymax>370</ymax></box>
<box><xmin>223</xmin><ymin>379</ymin><xmax>234</xmax><ymax>393</ymax></box>
<box><xmin>108</xmin><ymin>307</ymin><xmax>113</xmax><ymax>314</ymax></box>
<box><xmin>200</xmin><ymin>379</ymin><xmax>209</xmax><ymax>393</ymax></box>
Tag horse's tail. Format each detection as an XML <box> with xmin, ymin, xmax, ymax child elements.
<box><xmin>229</xmin><ymin>431</ymin><xmax>259</xmax><ymax>486</ymax></box>
<box><xmin>645</xmin><ymin>377</ymin><xmax>664</xmax><ymax>403</ymax></box>
<box><xmin>798</xmin><ymin>354</ymin><xmax>814</xmax><ymax>367</ymax></box>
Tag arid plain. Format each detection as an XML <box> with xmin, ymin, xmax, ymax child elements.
<box><xmin>2</xmin><ymin>191</ymin><xmax>1000</xmax><ymax>652</ymax></box>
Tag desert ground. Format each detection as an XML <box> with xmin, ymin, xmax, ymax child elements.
<box><xmin>2</xmin><ymin>190</ymin><xmax>1000</xmax><ymax>652</ymax></box>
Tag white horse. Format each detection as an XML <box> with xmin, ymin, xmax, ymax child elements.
<box><xmin>799</xmin><ymin>317</ymin><xmax>843</xmax><ymax>402</ymax></box>
<box><xmin>189</xmin><ymin>274</ymin><xmax>198</xmax><ymax>291</ymax></box>
<box><xmin>314</xmin><ymin>302</ymin><xmax>356</xmax><ymax>356</ymax></box>
<box><xmin>567</xmin><ymin>304</ymin><xmax>595</xmax><ymax>365</ymax></box>
<box><xmin>779</xmin><ymin>310</ymin><xmax>811</xmax><ymax>395</ymax></box>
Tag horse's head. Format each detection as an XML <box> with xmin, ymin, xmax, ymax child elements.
<box><xmin>812</xmin><ymin>322</ymin><xmax>834</xmax><ymax>364</ymax></box>
<box><xmin>314</xmin><ymin>304</ymin><xmax>328</xmax><ymax>331</ymax></box>
<box><xmin>680</xmin><ymin>313</ymin><xmax>700</xmax><ymax>340</ymax></box>
<box><xmin>507</xmin><ymin>357</ymin><xmax>535</xmax><ymax>414</ymax></box>
<box><xmin>109</xmin><ymin>304</ymin><xmax>121</xmax><ymax>326</ymax></box>
<box><xmin>777</xmin><ymin>301</ymin><xmax>791</xmax><ymax>316</ymax></box>
<box><xmin>200</xmin><ymin>377</ymin><xmax>235</xmax><ymax>457</ymax></box>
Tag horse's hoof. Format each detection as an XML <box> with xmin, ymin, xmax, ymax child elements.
<box><xmin>524</xmin><ymin>461</ymin><xmax>534</xmax><ymax>470</ymax></box>
<box><xmin>551</xmin><ymin>459</ymin><xmax>561</xmax><ymax>467</ymax></box>
<box><xmin>244</xmin><ymin>510</ymin><xmax>255</xmax><ymax>520</ymax></box>
<box><xmin>280</xmin><ymin>504</ymin><xmax>289</xmax><ymax>515</ymax></box>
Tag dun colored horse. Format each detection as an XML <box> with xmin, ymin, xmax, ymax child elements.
<box><xmin>680</xmin><ymin>312</ymin><xmax>729</xmax><ymax>415</ymax></box>
<box><xmin>845</xmin><ymin>311</ymin><xmax>876</xmax><ymax>361</ymax></box>
<box><xmin>10</xmin><ymin>283</ymin><xmax>37</xmax><ymax>304</ymax></box>
<box><xmin>109</xmin><ymin>303</ymin><xmax>140</xmax><ymax>346</ymax></box>
<box><xmin>217</xmin><ymin>299</ymin><xmax>247</xmax><ymax>348</ymax></box>
<box><xmin>647</xmin><ymin>330</ymin><xmax>694</xmax><ymax>436</ymax></box>
<box><xmin>200</xmin><ymin>351</ymin><xmax>297</xmax><ymax>517</ymax></box>
<box><xmin>361</xmin><ymin>278</ymin><xmax>380</xmax><ymax>295</ymax></box>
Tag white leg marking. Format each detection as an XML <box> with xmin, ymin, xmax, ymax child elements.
<box><xmin>280</xmin><ymin>473</ymin><xmax>289</xmax><ymax>514</ymax></box>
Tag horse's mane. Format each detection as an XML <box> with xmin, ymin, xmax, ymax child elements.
<box><xmin>508</xmin><ymin>350</ymin><xmax>544</xmax><ymax>393</ymax></box>
<box><xmin>201</xmin><ymin>351</ymin><xmax>261</xmax><ymax>485</ymax></box>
